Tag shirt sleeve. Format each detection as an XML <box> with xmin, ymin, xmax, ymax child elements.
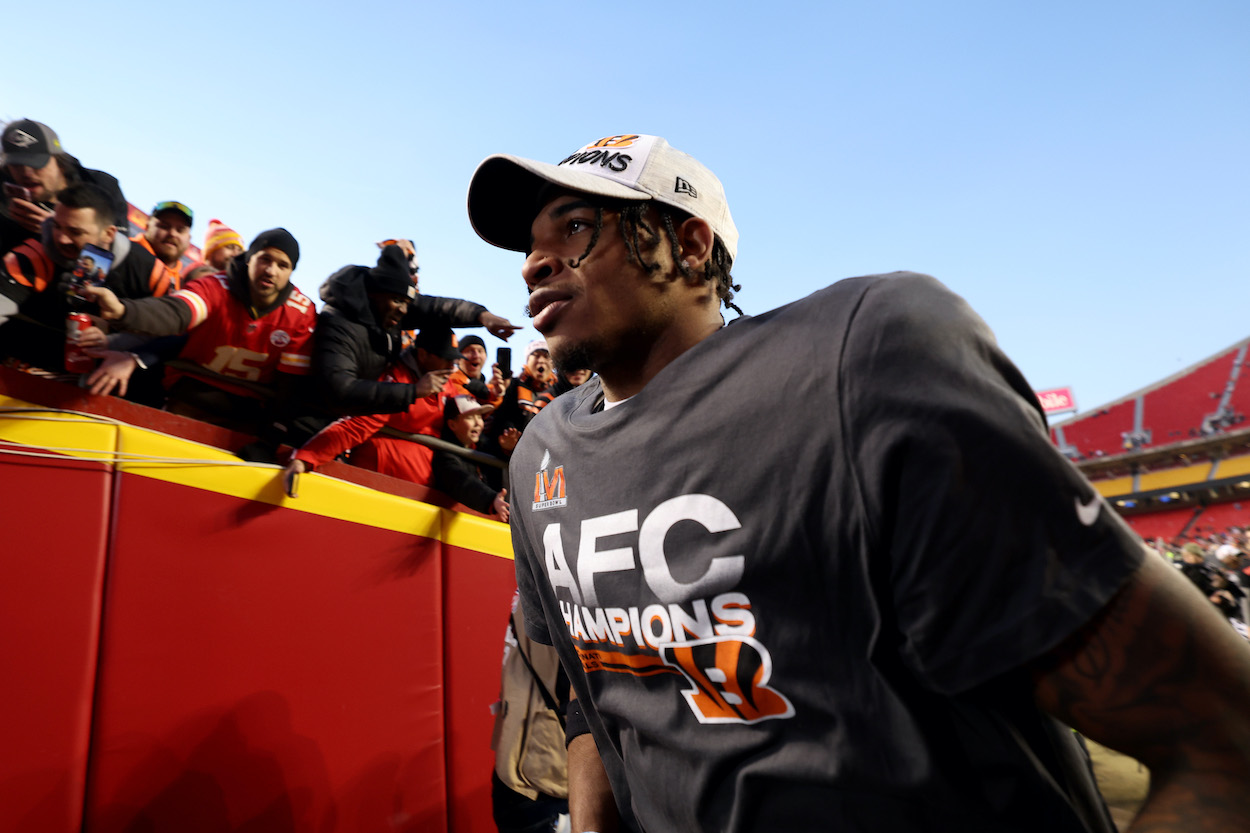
<box><xmin>118</xmin><ymin>274</ymin><xmax>215</xmax><ymax>335</ymax></box>
<box><xmin>400</xmin><ymin>293</ymin><xmax>488</xmax><ymax>331</ymax></box>
<box><xmin>168</xmin><ymin>276</ymin><xmax>220</xmax><ymax>328</ymax></box>
<box><xmin>295</xmin><ymin>411</ymin><xmax>387</xmax><ymax>470</ymax></box>
<box><xmin>841</xmin><ymin>273</ymin><xmax>1145</xmax><ymax>695</ymax></box>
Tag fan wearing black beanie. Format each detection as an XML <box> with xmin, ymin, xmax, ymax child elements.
<box><xmin>83</xmin><ymin>228</ymin><xmax>318</xmax><ymax>451</ymax></box>
<box><xmin>309</xmin><ymin>243</ymin><xmax>520</xmax><ymax>420</ymax></box>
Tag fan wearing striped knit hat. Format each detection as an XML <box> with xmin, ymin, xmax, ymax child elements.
<box><xmin>202</xmin><ymin>219</ymin><xmax>244</xmax><ymax>271</ymax></box>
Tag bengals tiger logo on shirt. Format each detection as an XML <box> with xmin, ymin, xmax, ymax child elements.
<box><xmin>660</xmin><ymin>635</ymin><xmax>794</xmax><ymax>724</ymax></box>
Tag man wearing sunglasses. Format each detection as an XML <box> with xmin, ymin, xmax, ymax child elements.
<box><xmin>131</xmin><ymin>200</ymin><xmax>193</xmax><ymax>295</ymax></box>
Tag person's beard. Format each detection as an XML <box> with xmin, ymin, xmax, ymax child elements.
<box><xmin>552</xmin><ymin>341</ymin><xmax>596</xmax><ymax>379</ymax></box>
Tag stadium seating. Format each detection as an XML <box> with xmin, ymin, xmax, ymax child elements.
<box><xmin>1052</xmin><ymin>339</ymin><xmax>1250</xmax><ymax>460</ymax></box>
<box><xmin>1189</xmin><ymin>501</ymin><xmax>1250</xmax><ymax>536</ymax></box>
<box><xmin>1056</xmin><ymin>339</ymin><xmax>1250</xmax><ymax>544</ymax></box>
<box><xmin>1141</xmin><ymin>349</ymin><xmax>1239</xmax><ymax>445</ymax></box>
<box><xmin>1121</xmin><ymin>506</ymin><xmax>1200</xmax><ymax>542</ymax></box>
<box><xmin>1051</xmin><ymin>399</ymin><xmax>1137</xmax><ymax>458</ymax></box>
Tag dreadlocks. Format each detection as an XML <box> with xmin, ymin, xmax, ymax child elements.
<box><xmin>566</xmin><ymin>201</ymin><xmax>742</xmax><ymax>317</ymax></box>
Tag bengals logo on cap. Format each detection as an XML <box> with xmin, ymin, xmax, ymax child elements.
<box><xmin>586</xmin><ymin>135</ymin><xmax>641</xmax><ymax>149</ymax></box>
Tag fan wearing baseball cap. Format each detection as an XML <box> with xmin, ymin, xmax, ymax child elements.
<box><xmin>131</xmin><ymin>201</ymin><xmax>194</xmax><ymax>295</ymax></box>
<box><xmin>1</xmin><ymin>119</ymin><xmax>129</xmax><ymax>257</ymax></box>
<box><xmin>467</xmin><ymin>135</ymin><xmax>1250</xmax><ymax>833</ymax></box>
<box><xmin>432</xmin><ymin>395</ymin><xmax>510</xmax><ymax>522</ymax></box>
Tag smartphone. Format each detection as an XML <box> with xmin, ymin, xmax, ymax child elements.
<box><xmin>76</xmin><ymin>243</ymin><xmax>115</xmax><ymax>287</ymax></box>
<box><xmin>497</xmin><ymin>347</ymin><xmax>512</xmax><ymax>380</ymax></box>
<box><xmin>3</xmin><ymin>182</ymin><xmax>32</xmax><ymax>202</ymax></box>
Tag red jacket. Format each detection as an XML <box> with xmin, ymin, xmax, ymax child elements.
<box><xmin>296</xmin><ymin>357</ymin><xmax>463</xmax><ymax>485</ymax></box>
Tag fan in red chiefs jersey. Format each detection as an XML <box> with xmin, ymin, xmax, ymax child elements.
<box><xmin>84</xmin><ymin>228</ymin><xmax>316</xmax><ymax>446</ymax></box>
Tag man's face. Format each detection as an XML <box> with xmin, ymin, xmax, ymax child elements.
<box><xmin>247</xmin><ymin>247</ymin><xmax>294</xmax><ymax>307</ymax></box>
<box><xmin>6</xmin><ymin>160</ymin><xmax>67</xmax><ymax>203</ymax></box>
<box><xmin>51</xmin><ymin>204</ymin><xmax>115</xmax><ymax>262</ymax></box>
<box><xmin>368</xmin><ymin>292</ymin><xmax>410</xmax><ymax>330</ymax></box>
<box><xmin>208</xmin><ymin>243</ymin><xmax>243</xmax><ymax>270</ymax></box>
<box><xmin>522</xmin><ymin>194</ymin><xmax>673</xmax><ymax>373</ymax></box>
<box><xmin>525</xmin><ymin>349</ymin><xmax>553</xmax><ymax>383</ymax></box>
<box><xmin>415</xmin><ymin>347</ymin><xmax>456</xmax><ymax>373</ymax></box>
<box><xmin>563</xmin><ymin>368</ymin><xmax>592</xmax><ymax>386</ymax></box>
<box><xmin>459</xmin><ymin>344</ymin><xmax>487</xmax><ymax>376</ymax></box>
<box><xmin>449</xmin><ymin>412</ymin><xmax>484</xmax><ymax>446</ymax></box>
<box><xmin>145</xmin><ymin>210</ymin><xmax>192</xmax><ymax>264</ymax></box>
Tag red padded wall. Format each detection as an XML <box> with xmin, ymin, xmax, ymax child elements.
<box><xmin>441</xmin><ymin>544</ymin><xmax>518</xmax><ymax>833</ymax></box>
<box><xmin>84</xmin><ymin>474</ymin><xmax>449</xmax><ymax>833</ymax></box>
<box><xmin>0</xmin><ymin>446</ymin><xmax>111</xmax><ymax>833</ymax></box>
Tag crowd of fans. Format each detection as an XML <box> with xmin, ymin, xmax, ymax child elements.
<box><xmin>1146</xmin><ymin>530</ymin><xmax>1250</xmax><ymax>637</ymax></box>
<box><xmin>0</xmin><ymin>118</ymin><xmax>591</xmax><ymax>521</ymax></box>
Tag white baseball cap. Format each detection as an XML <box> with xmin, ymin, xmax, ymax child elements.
<box><xmin>467</xmin><ymin>134</ymin><xmax>738</xmax><ymax>264</ymax></box>
<box><xmin>522</xmin><ymin>338</ymin><xmax>549</xmax><ymax>364</ymax></box>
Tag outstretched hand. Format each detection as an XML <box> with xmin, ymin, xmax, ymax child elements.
<box><xmin>414</xmin><ymin>368</ymin><xmax>454</xmax><ymax>398</ymax></box>
<box><xmin>492</xmin><ymin>488</ymin><xmax>510</xmax><ymax>523</ymax></box>
<box><xmin>479</xmin><ymin>312</ymin><xmax>520</xmax><ymax>340</ymax></box>
<box><xmin>77</xmin><ymin>325</ymin><xmax>108</xmax><ymax>350</ymax></box>
<box><xmin>283</xmin><ymin>458</ymin><xmax>307</xmax><ymax>498</ymax></box>
<box><xmin>498</xmin><ymin>427</ymin><xmax>522</xmax><ymax>455</ymax></box>
<box><xmin>82</xmin><ymin>285</ymin><xmax>125</xmax><ymax>320</ymax></box>
<box><xmin>84</xmin><ymin>350</ymin><xmax>137</xmax><ymax>397</ymax></box>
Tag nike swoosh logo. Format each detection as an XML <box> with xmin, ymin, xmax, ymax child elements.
<box><xmin>1076</xmin><ymin>494</ymin><xmax>1101</xmax><ymax>526</ymax></box>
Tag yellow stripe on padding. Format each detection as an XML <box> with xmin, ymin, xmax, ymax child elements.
<box><xmin>116</xmin><ymin>425</ymin><xmax>444</xmax><ymax>537</ymax></box>
<box><xmin>0</xmin><ymin>394</ymin><xmax>514</xmax><ymax>556</ymax></box>
<box><xmin>443</xmin><ymin>509</ymin><xmax>514</xmax><ymax>560</ymax></box>
<box><xmin>0</xmin><ymin>396</ymin><xmax>120</xmax><ymax>459</ymax></box>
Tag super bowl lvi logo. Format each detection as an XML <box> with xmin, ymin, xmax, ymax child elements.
<box><xmin>532</xmin><ymin>449</ymin><xmax>567</xmax><ymax>511</ymax></box>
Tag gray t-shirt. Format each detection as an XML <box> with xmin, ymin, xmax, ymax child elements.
<box><xmin>509</xmin><ymin>272</ymin><xmax>1143</xmax><ymax>833</ymax></box>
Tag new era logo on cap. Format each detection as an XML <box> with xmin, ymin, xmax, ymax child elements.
<box><xmin>675</xmin><ymin>177</ymin><xmax>697</xmax><ymax>198</ymax></box>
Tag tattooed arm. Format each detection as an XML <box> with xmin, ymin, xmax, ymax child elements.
<box><xmin>1031</xmin><ymin>550</ymin><xmax>1250</xmax><ymax>832</ymax></box>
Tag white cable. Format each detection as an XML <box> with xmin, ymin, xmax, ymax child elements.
<box><xmin>0</xmin><ymin>407</ymin><xmax>277</xmax><ymax>468</ymax></box>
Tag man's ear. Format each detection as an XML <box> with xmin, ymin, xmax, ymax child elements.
<box><xmin>101</xmin><ymin>224</ymin><xmax>118</xmax><ymax>248</ymax></box>
<box><xmin>674</xmin><ymin>216</ymin><xmax>714</xmax><ymax>275</ymax></box>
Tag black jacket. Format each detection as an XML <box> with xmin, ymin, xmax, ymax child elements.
<box><xmin>0</xmin><ymin>224</ymin><xmax>160</xmax><ymax>370</ymax></box>
<box><xmin>432</xmin><ymin>427</ymin><xmax>499</xmax><ymax>514</ymax></box>
<box><xmin>313</xmin><ymin>265</ymin><xmax>487</xmax><ymax>416</ymax></box>
<box><xmin>1</xmin><ymin>155</ymin><xmax>129</xmax><ymax>257</ymax></box>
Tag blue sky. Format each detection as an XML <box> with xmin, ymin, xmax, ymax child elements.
<box><xmin>5</xmin><ymin>1</ymin><xmax>1247</xmax><ymax>413</ymax></box>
